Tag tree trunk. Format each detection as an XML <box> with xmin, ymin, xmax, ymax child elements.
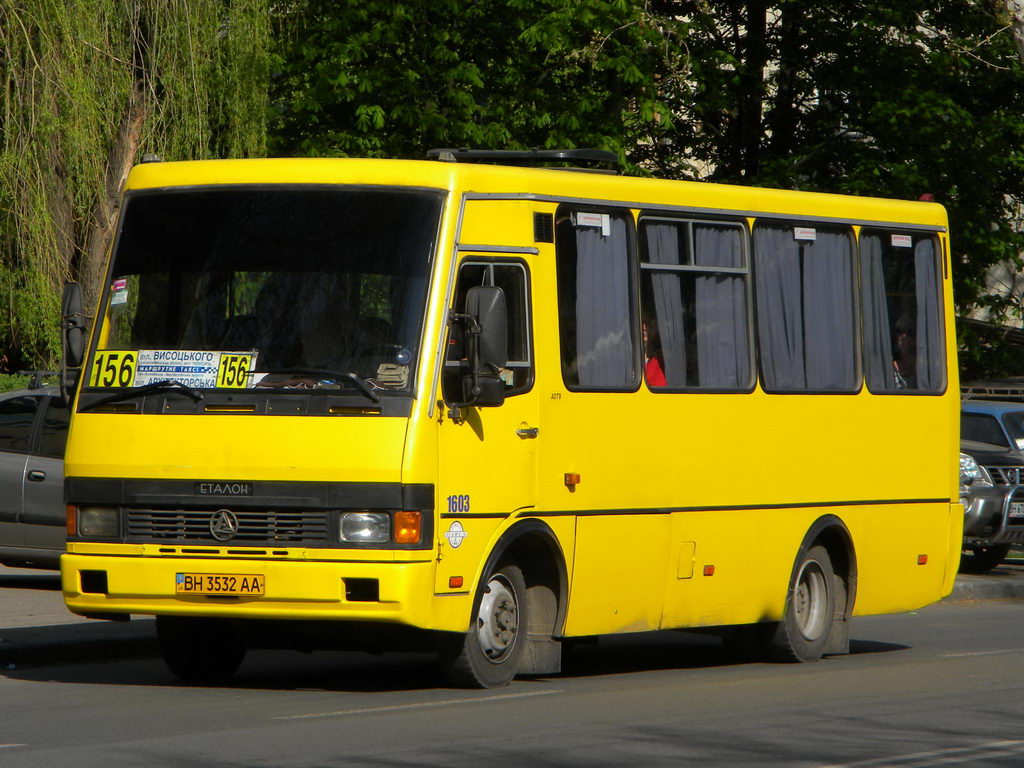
<box><xmin>1008</xmin><ymin>0</ymin><xmax>1024</xmax><ymax>65</ymax></box>
<box><xmin>82</xmin><ymin>82</ymin><xmax>147</xmax><ymax>312</ymax></box>
<box><xmin>738</xmin><ymin>0</ymin><xmax>768</xmax><ymax>179</ymax></box>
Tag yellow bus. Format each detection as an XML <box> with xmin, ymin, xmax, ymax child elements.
<box><xmin>60</xmin><ymin>150</ymin><xmax>961</xmax><ymax>687</ymax></box>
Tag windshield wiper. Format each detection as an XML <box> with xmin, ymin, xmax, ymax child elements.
<box><xmin>251</xmin><ymin>369</ymin><xmax>381</xmax><ymax>403</ymax></box>
<box><xmin>79</xmin><ymin>379</ymin><xmax>205</xmax><ymax>413</ymax></box>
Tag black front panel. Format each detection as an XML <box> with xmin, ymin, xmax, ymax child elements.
<box><xmin>67</xmin><ymin>478</ymin><xmax>434</xmax><ymax>550</ymax></box>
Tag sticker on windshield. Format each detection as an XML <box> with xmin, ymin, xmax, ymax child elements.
<box><xmin>90</xmin><ymin>350</ymin><xmax>258</xmax><ymax>389</ymax></box>
<box><xmin>110</xmin><ymin>278</ymin><xmax>129</xmax><ymax>306</ymax></box>
<box><xmin>90</xmin><ymin>350</ymin><xmax>138</xmax><ymax>388</ymax></box>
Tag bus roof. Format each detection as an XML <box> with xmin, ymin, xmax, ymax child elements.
<box><xmin>125</xmin><ymin>156</ymin><xmax>948</xmax><ymax>230</ymax></box>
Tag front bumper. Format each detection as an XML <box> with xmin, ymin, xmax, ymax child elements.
<box><xmin>61</xmin><ymin>553</ymin><xmax>458</xmax><ymax>630</ymax></box>
<box><xmin>962</xmin><ymin>484</ymin><xmax>1024</xmax><ymax>546</ymax></box>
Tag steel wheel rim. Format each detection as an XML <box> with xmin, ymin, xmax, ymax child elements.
<box><xmin>794</xmin><ymin>559</ymin><xmax>829</xmax><ymax>641</ymax></box>
<box><xmin>475</xmin><ymin>573</ymin><xmax>519</xmax><ymax>663</ymax></box>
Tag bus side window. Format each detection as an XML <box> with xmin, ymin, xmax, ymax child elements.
<box><xmin>861</xmin><ymin>231</ymin><xmax>944</xmax><ymax>394</ymax></box>
<box><xmin>639</xmin><ymin>218</ymin><xmax>752</xmax><ymax>390</ymax></box>
<box><xmin>443</xmin><ymin>261</ymin><xmax>533</xmax><ymax>402</ymax></box>
<box><xmin>555</xmin><ymin>208</ymin><xmax>637</xmax><ymax>390</ymax></box>
<box><xmin>753</xmin><ymin>223</ymin><xmax>858</xmax><ymax>393</ymax></box>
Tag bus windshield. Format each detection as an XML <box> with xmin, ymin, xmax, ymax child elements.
<box><xmin>96</xmin><ymin>186</ymin><xmax>443</xmax><ymax>393</ymax></box>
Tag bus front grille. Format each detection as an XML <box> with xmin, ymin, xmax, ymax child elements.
<box><xmin>126</xmin><ymin>508</ymin><xmax>329</xmax><ymax>544</ymax></box>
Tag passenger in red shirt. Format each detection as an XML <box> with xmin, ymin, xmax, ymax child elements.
<box><xmin>642</xmin><ymin>320</ymin><xmax>666</xmax><ymax>387</ymax></box>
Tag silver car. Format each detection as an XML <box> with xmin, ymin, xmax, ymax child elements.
<box><xmin>0</xmin><ymin>383</ymin><xmax>68</xmax><ymax>569</ymax></box>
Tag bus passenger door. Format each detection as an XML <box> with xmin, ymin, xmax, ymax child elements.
<box><xmin>435</xmin><ymin>257</ymin><xmax>538</xmax><ymax>593</ymax></box>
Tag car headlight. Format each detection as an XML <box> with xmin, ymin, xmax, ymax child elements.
<box><xmin>339</xmin><ymin>511</ymin><xmax>391</xmax><ymax>543</ymax></box>
<box><xmin>960</xmin><ymin>453</ymin><xmax>993</xmax><ymax>488</ymax></box>
<box><xmin>77</xmin><ymin>506</ymin><xmax>121</xmax><ymax>537</ymax></box>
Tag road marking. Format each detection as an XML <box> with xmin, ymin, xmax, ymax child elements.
<box><xmin>274</xmin><ymin>689</ymin><xmax>561</xmax><ymax>721</ymax></box>
<box><xmin>0</xmin><ymin>745</ymin><xmax>26</xmax><ymax>749</ymax></box>
<box><xmin>941</xmin><ymin>647</ymin><xmax>1024</xmax><ymax>657</ymax></box>
<box><xmin>820</xmin><ymin>739</ymin><xmax>1024</xmax><ymax>767</ymax></box>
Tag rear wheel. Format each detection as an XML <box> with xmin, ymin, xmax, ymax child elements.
<box><xmin>767</xmin><ymin>544</ymin><xmax>836</xmax><ymax>662</ymax></box>
<box><xmin>438</xmin><ymin>563</ymin><xmax>528</xmax><ymax>688</ymax></box>
<box><xmin>959</xmin><ymin>544</ymin><xmax>1011</xmax><ymax>574</ymax></box>
<box><xmin>157</xmin><ymin>616</ymin><xmax>247</xmax><ymax>683</ymax></box>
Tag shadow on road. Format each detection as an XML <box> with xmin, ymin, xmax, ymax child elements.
<box><xmin>0</xmin><ymin>571</ymin><xmax>60</xmax><ymax>591</ymax></box>
<box><xmin>0</xmin><ymin>625</ymin><xmax>910</xmax><ymax>694</ymax></box>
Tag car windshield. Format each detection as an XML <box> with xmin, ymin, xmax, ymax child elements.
<box><xmin>93</xmin><ymin>185</ymin><xmax>443</xmax><ymax>393</ymax></box>
<box><xmin>1001</xmin><ymin>411</ymin><xmax>1024</xmax><ymax>449</ymax></box>
<box><xmin>961</xmin><ymin>412</ymin><xmax>1011</xmax><ymax>448</ymax></box>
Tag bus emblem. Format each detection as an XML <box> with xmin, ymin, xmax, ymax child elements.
<box><xmin>210</xmin><ymin>509</ymin><xmax>240</xmax><ymax>542</ymax></box>
<box><xmin>445</xmin><ymin>521</ymin><xmax>468</xmax><ymax>549</ymax></box>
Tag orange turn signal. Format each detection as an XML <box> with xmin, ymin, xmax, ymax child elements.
<box><xmin>66</xmin><ymin>505</ymin><xmax>77</xmax><ymax>537</ymax></box>
<box><xmin>394</xmin><ymin>510</ymin><xmax>422</xmax><ymax>544</ymax></box>
<box><xmin>917</xmin><ymin>554</ymin><xmax>928</xmax><ymax>565</ymax></box>
<box><xmin>564</xmin><ymin>473</ymin><xmax>581</xmax><ymax>489</ymax></box>
<box><xmin>703</xmin><ymin>564</ymin><xmax>716</xmax><ymax>577</ymax></box>
<box><xmin>449</xmin><ymin>576</ymin><xmax>464</xmax><ymax>589</ymax></box>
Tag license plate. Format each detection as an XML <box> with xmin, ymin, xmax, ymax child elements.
<box><xmin>1009</xmin><ymin>502</ymin><xmax>1024</xmax><ymax>520</ymax></box>
<box><xmin>175</xmin><ymin>573</ymin><xmax>265</xmax><ymax>596</ymax></box>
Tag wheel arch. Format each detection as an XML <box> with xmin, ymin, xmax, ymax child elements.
<box><xmin>791</xmin><ymin>514</ymin><xmax>858</xmax><ymax>622</ymax></box>
<box><xmin>472</xmin><ymin>518</ymin><xmax>569</xmax><ymax>639</ymax></box>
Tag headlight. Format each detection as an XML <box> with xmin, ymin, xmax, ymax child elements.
<box><xmin>77</xmin><ymin>506</ymin><xmax>120</xmax><ymax>537</ymax></box>
<box><xmin>960</xmin><ymin>453</ymin><xmax>993</xmax><ymax>488</ymax></box>
<box><xmin>339</xmin><ymin>511</ymin><xmax>391</xmax><ymax>543</ymax></box>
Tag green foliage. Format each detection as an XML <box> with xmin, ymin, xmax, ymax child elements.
<box><xmin>270</xmin><ymin>0</ymin><xmax>684</xmax><ymax>164</ymax></box>
<box><xmin>0</xmin><ymin>0</ymin><xmax>270</xmax><ymax>371</ymax></box>
<box><xmin>0</xmin><ymin>373</ymin><xmax>32</xmax><ymax>393</ymax></box>
<box><xmin>656</xmin><ymin>0</ymin><xmax>1024</xmax><ymax>335</ymax></box>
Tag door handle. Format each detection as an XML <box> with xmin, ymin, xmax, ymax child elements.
<box><xmin>516</xmin><ymin>426</ymin><xmax>539</xmax><ymax>439</ymax></box>
<box><xmin>27</xmin><ymin>469</ymin><xmax>46</xmax><ymax>482</ymax></box>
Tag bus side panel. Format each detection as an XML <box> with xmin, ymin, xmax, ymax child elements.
<box><xmin>563</xmin><ymin>514</ymin><xmax>669</xmax><ymax>636</ymax></box>
<box><xmin>661</xmin><ymin>508</ymin><xmax>793</xmax><ymax>628</ymax></box>
<box><xmin>846</xmin><ymin>501</ymin><xmax>961</xmax><ymax>616</ymax></box>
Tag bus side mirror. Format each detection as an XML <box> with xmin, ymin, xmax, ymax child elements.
<box><xmin>455</xmin><ymin>286</ymin><xmax>507</xmax><ymax>411</ymax></box>
<box><xmin>62</xmin><ymin>282</ymin><xmax>86</xmax><ymax>368</ymax></box>
<box><xmin>61</xmin><ymin>282</ymin><xmax>87</xmax><ymax>406</ymax></box>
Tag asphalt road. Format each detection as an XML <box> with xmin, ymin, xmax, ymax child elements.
<box><xmin>1</xmin><ymin>565</ymin><xmax>1024</xmax><ymax>767</ymax></box>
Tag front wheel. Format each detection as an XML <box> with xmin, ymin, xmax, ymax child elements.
<box><xmin>156</xmin><ymin>616</ymin><xmax>247</xmax><ymax>683</ymax></box>
<box><xmin>767</xmin><ymin>544</ymin><xmax>837</xmax><ymax>662</ymax></box>
<box><xmin>438</xmin><ymin>563</ymin><xmax>528</xmax><ymax>688</ymax></box>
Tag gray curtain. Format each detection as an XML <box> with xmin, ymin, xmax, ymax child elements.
<box><xmin>754</xmin><ymin>225</ymin><xmax>856</xmax><ymax>391</ymax></box>
<box><xmin>914</xmin><ymin>239</ymin><xmax>943</xmax><ymax>390</ymax></box>
<box><xmin>804</xmin><ymin>231</ymin><xmax>855</xmax><ymax>390</ymax></box>
<box><xmin>575</xmin><ymin>217</ymin><xmax>633</xmax><ymax>387</ymax></box>
<box><xmin>860</xmin><ymin>234</ymin><xmax>894</xmax><ymax>391</ymax></box>
<box><xmin>644</xmin><ymin>223</ymin><xmax>686</xmax><ymax>387</ymax></box>
<box><xmin>694</xmin><ymin>225</ymin><xmax>749</xmax><ymax>388</ymax></box>
<box><xmin>754</xmin><ymin>226</ymin><xmax>805</xmax><ymax>389</ymax></box>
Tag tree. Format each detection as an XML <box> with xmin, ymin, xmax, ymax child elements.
<box><xmin>641</xmin><ymin>1</ymin><xmax>1024</xmax><ymax>375</ymax></box>
<box><xmin>0</xmin><ymin>0</ymin><xmax>270</xmax><ymax>370</ymax></box>
<box><xmin>269</xmin><ymin>0</ymin><xmax>685</xmax><ymax>168</ymax></box>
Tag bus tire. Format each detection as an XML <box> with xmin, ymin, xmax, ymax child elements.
<box><xmin>438</xmin><ymin>562</ymin><xmax>528</xmax><ymax>688</ymax></box>
<box><xmin>157</xmin><ymin>616</ymin><xmax>247</xmax><ymax>683</ymax></box>
<box><xmin>768</xmin><ymin>544</ymin><xmax>836</xmax><ymax>662</ymax></box>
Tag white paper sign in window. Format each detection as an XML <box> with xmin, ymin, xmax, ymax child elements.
<box><xmin>575</xmin><ymin>212</ymin><xmax>611</xmax><ymax>237</ymax></box>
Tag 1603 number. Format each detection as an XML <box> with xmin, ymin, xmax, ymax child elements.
<box><xmin>446</xmin><ymin>494</ymin><xmax>471</xmax><ymax>514</ymax></box>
